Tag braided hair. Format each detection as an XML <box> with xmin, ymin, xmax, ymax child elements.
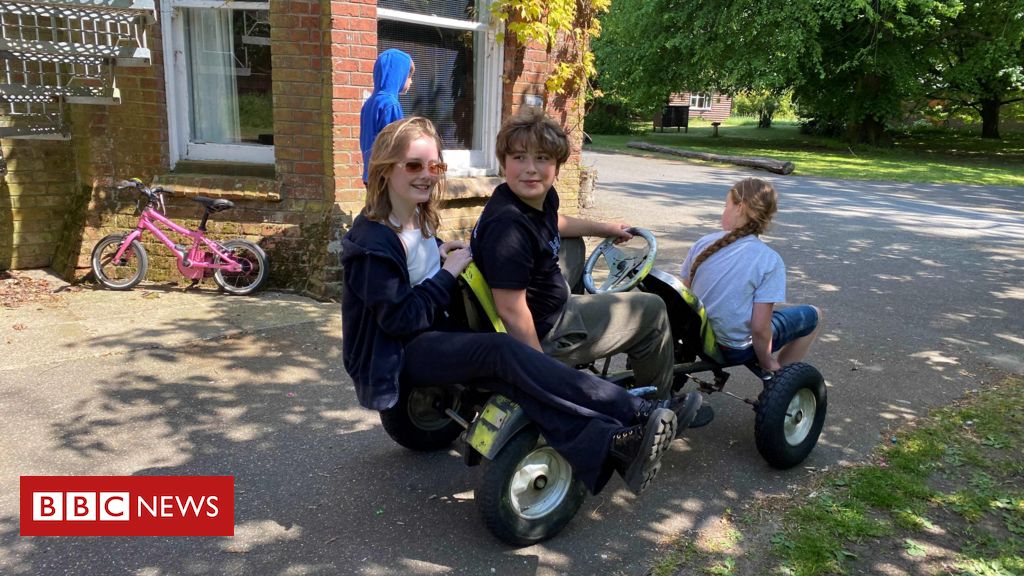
<box><xmin>689</xmin><ymin>178</ymin><xmax>778</xmax><ymax>284</ymax></box>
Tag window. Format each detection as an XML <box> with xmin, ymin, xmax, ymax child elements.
<box><xmin>163</xmin><ymin>1</ymin><xmax>273</xmax><ymax>165</ymax></box>
<box><xmin>689</xmin><ymin>93</ymin><xmax>711</xmax><ymax>110</ymax></box>
<box><xmin>377</xmin><ymin>0</ymin><xmax>502</xmax><ymax>176</ymax></box>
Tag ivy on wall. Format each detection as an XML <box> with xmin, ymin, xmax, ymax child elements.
<box><xmin>489</xmin><ymin>0</ymin><xmax>610</xmax><ymax>95</ymax></box>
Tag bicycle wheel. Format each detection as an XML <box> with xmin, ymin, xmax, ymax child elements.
<box><xmin>213</xmin><ymin>239</ymin><xmax>268</xmax><ymax>295</ymax></box>
<box><xmin>91</xmin><ymin>234</ymin><xmax>148</xmax><ymax>290</ymax></box>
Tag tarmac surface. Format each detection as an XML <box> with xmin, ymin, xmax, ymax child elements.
<box><xmin>1</xmin><ymin>151</ymin><xmax>1022</xmax><ymax>575</ymax></box>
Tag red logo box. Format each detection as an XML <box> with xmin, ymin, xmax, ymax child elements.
<box><xmin>20</xmin><ymin>476</ymin><xmax>234</xmax><ymax>536</ymax></box>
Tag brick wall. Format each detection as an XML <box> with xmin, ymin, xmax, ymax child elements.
<box><xmin>1</xmin><ymin>0</ymin><xmax>590</xmax><ymax>299</ymax></box>
<box><xmin>0</xmin><ymin>138</ymin><xmax>77</xmax><ymax>270</ymax></box>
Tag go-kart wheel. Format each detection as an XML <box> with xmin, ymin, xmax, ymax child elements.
<box><xmin>754</xmin><ymin>362</ymin><xmax>827</xmax><ymax>469</ymax></box>
<box><xmin>379</xmin><ymin>385</ymin><xmax>467</xmax><ymax>451</ymax></box>
<box><xmin>478</xmin><ymin>427</ymin><xmax>586</xmax><ymax>546</ymax></box>
<box><xmin>582</xmin><ymin>227</ymin><xmax>658</xmax><ymax>294</ymax></box>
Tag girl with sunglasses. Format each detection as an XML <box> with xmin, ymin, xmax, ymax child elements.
<box><xmin>341</xmin><ymin>117</ymin><xmax>701</xmax><ymax>496</ymax></box>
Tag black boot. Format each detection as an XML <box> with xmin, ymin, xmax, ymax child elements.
<box><xmin>689</xmin><ymin>403</ymin><xmax>715</xmax><ymax>428</ymax></box>
<box><xmin>608</xmin><ymin>407</ymin><xmax>677</xmax><ymax>494</ymax></box>
<box><xmin>636</xmin><ymin>391</ymin><xmax>702</xmax><ymax>431</ymax></box>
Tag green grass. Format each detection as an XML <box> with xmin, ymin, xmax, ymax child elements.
<box><xmin>648</xmin><ymin>377</ymin><xmax>1024</xmax><ymax>576</ymax></box>
<box><xmin>587</xmin><ymin>120</ymin><xmax>1024</xmax><ymax>186</ymax></box>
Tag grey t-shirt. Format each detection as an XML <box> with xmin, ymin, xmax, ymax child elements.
<box><xmin>680</xmin><ymin>232</ymin><xmax>785</xmax><ymax>349</ymax></box>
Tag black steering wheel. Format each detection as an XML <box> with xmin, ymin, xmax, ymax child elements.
<box><xmin>582</xmin><ymin>227</ymin><xmax>658</xmax><ymax>293</ymax></box>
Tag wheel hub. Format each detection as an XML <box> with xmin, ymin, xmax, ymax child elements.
<box><xmin>509</xmin><ymin>446</ymin><xmax>573</xmax><ymax>520</ymax></box>
<box><xmin>784</xmin><ymin>389</ymin><xmax>817</xmax><ymax>446</ymax></box>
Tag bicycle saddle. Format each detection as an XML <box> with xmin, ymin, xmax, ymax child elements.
<box><xmin>192</xmin><ymin>196</ymin><xmax>234</xmax><ymax>212</ymax></box>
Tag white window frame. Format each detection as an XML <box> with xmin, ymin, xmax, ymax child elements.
<box><xmin>689</xmin><ymin>92</ymin><xmax>712</xmax><ymax>110</ymax></box>
<box><xmin>162</xmin><ymin>0</ymin><xmax>274</xmax><ymax>167</ymax></box>
<box><xmin>377</xmin><ymin>4</ymin><xmax>503</xmax><ymax>177</ymax></box>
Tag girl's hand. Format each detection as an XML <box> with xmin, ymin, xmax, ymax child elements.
<box><xmin>439</xmin><ymin>240</ymin><xmax>467</xmax><ymax>258</ymax></box>
<box><xmin>442</xmin><ymin>247</ymin><xmax>473</xmax><ymax>276</ymax></box>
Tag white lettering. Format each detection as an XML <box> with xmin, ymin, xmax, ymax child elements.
<box><xmin>137</xmin><ymin>496</ymin><xmax>158</xmax><ymax>517</ymax></box>
<box><xmin>205</xmin><ymin>495</ymin><xmax>219</xmax><ymax>518</ymax></box>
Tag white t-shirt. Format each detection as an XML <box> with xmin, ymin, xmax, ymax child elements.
<box><xmin>398</xmin><ymin>227</ymin><xmax>441</xmax><ymax>286</ymax></box>
<box><xmin>680</xmin><ymin>232</ymin><xmax>785</xmax><ymax>349</ymax></box>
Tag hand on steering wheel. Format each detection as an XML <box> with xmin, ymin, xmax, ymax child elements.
<box><xmin>582</xmin><ymin>227</ymin><xmax>658</xmax><ymax>293</ymax></box>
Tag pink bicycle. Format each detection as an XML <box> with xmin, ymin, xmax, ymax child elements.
<box><xmin>90</xmin><ymin>178</ymin><xmax>269</xmax><ymax>295</ymax></box>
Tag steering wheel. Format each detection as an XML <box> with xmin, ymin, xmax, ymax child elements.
<box><xmin>582</xmin><ymin>227</ymin><xmax>658</xmax><ymax>293</ymax></box>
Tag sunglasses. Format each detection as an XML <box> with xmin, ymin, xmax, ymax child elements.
<box><xmin>399</xmin><ymin>160</ymin><xmax>447</xmax><ymax>175</ymax></box>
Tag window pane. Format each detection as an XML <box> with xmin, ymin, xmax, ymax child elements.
<box><xmin>379</xmin><ymin>20</ymin><xmax>477</xmax><ymax>150</ymax></box>
<box><xmin>184</xmin><ymin>8</ymin><xmax>273</xmax><ymax>146</ymax></box>
<box><xmin>378</xmin><ymin>0</ymin><xmax>478</xmax><ymax>22</ymax></box>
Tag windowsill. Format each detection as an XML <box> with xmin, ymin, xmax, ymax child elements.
<box><xmin>154</xmin><ymin>171</ymin><xmax>280</xmax><ymax>202</ymax></box>
<box><xmin>172</xmin><ymin>160</ymin><xmax>276</xmax><ymax>178</ymax></box>
<box><xmin>445</xmin><ymin>176</ymin><xmax>502</xmax><ymax>201</ymax></box>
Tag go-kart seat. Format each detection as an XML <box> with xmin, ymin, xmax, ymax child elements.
<box><xmin>457</xmin><ymin>262</ymin><xmax>507</xmax><ymax>334</ymax></box>
<box><xmin>639</xmin><ymin>268</ymin><xmax>725</xmax><ymax>365</ymax></box>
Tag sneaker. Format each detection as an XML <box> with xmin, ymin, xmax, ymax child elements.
<box><xmin>636</xmin><ymin>391</ymin><xmax>703</xmax><ymax>431</ymax></box>
<box><xmin>688</xmin><ymin>403</ymin><xmax>715</xmax><ymax>428</ymax></box>
<box><xmin>608</xmin><ymin>407</ymin><xmax>677</xmax><ymax>494</ymax></box>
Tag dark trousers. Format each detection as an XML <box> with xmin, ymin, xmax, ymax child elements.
<box><xmin>400</xmin><ymin>331</ymin><xmax>643</xmax><ymax>494</ymax></box>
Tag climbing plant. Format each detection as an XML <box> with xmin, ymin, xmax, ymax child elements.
<box><xmin>489</xmin><ymin>0</ymin><xmax>610</xmax><ymax>96</ymax></box>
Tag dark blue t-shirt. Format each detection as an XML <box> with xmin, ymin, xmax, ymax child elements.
<box><xmin>471</xmin><ymin>183</ymin><xmax>568</xmax><ymax>338</ymax></box>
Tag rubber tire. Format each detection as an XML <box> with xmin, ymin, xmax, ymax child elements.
<box><xmin>213</xmin><ymin>239</ymin><xmax>268</xmax><ymax>295</ymax></box>
<box><xmin>478</xmin><ymin>427</ymin><xmax>586</xmax><ymax>546</ymax></box>
<box><xmin>379</xmin><ymin>385</ymin><xmax>467</xmax><ymax>451</ymax></box>
<box><xmin>754</xmin><ymin>362</ymin><xmax>827</xmax><ymax>469</ymax></box>
<box><xmin>91</xmin><ymin>234</ymin><xmax>148</xmax><ymax>290</ymax></box>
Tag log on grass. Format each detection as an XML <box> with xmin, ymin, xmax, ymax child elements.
<box><xmin>627</xmin><ymin>142</ymin><xmax>795</xmax><ymax>175</ymax></box>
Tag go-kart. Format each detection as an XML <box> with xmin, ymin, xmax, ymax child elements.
<box><xmin>377</xmin><ymin>228</ymin><xmax>827</xmax><ymax>546</ymax></box>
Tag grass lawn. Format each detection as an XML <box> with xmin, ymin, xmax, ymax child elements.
<box><xmin>587</xmin><ymin>119</ymin><xmax>1024</xmax><ymax>186</ymax></box>
<box><xmin>649</xmin><ymin>376</ymin><xmax>1024</xmax><ymax>576</ymax></box>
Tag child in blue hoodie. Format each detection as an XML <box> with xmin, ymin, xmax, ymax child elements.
<box><xmin>359</xmin><ymin>48</ymin><xmax>414</xmax><ymax>183</ymax></box>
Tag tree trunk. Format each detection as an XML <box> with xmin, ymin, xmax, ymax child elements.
<box><xmin>847</xmin><ymin>116</ymin><xmax>888</xmax><ymax>146</ymax></box>
<box><xmin>626</xmin><ymin>142</ymin><xmax>795</xmax><ymax>175</ymax></box>
<box><xmin>980</xmin><ymin>98</ymin><xmax>1000</xmax><ymax>139</ymax></box>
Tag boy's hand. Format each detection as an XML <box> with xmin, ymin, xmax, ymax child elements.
<box><xmin>606</xmin><ymin>223</ymin><xmax>633</xmax><ymax>244</ymax></box>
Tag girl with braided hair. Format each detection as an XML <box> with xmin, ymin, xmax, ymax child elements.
<box><xmin>680</xmin><ymin>178</ymin><xmax>822</xmax><ymax>373</ymax></box>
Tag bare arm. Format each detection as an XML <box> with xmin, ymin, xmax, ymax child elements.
<box><xmin>557</xmin><ymin>214</ymin><xmax>632</xmax><ymax>241</ymax></box>
<box><xmin>751</xmin><ymin>302</ymin><xmax>781</xmax><ymax>372</ymax></box>
<box><xmin>491</xmin><ymin>287</ymin><xmax>543</xmax><ymax>352</ymax></box>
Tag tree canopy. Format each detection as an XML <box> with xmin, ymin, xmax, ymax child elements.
<box><xmin>594</xmin><ymin>0</ymin><xmax>1024</xmax><ymax>140</ymax></box>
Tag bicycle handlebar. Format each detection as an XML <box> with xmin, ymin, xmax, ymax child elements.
<box><xmin>117</xmin><ymin>178</ymin><xmax>171</xmax><ymax>213</ymax></box>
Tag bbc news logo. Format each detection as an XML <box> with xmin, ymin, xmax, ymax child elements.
<box><xmin>21</xmin><ymin>476</ymin><xmax>234</xmax><ymax>536</ymax></box>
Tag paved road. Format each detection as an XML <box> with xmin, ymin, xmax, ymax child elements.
<box><xmin>1</xmin><ymin>152</ymin><xmax>1022</xmax><ymax>575</ymax></box>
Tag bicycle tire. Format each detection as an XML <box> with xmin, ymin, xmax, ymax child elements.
<box><xmin>91</xmin><ymin>234</ymin><xmax>148</xmax><ymax>290</ymax></box>
<box><xmin>213</xmin><ymin>239</ymin><xmax>268</xmax><ymax>295</ymax></box>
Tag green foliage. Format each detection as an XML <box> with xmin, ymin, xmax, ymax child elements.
<box><xmin>584</xmin><ymin>95</ymin><xmax>638</xmax><ymax>134</ymax></box>
<box><xmin>920</xmin><ymin>0</ymin><xmax>1024</xmax><ymax>138</ymax></box>
<box><xmin>490</xmin><ymin>0</ymin><xmax>610</xmax><ymax>95</ymax></box>
<box><xmin>732</xmin><ymin>90</ymin><xmax>795</xmax><ymax>127</ymax></box>
<box><xmin>595</xmin><ymin>0</ymin><xmax>1024</xmax><ymax>142</ymax></box>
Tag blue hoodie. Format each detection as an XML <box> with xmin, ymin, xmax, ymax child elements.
<box><xmin>359</xmin><ymin>48</ymin><xmax>413</xmax><ymax>183</ymax></box>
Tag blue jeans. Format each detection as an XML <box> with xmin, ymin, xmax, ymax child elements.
<box><xmin>718</xmin><ymin>305</ymin><xmax>819</xmax><ymax>365</ymax></box>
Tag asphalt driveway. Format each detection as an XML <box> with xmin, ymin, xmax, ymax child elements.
<box><xmin>1</xmin><ymin>151</ymin><xmax>1021</xmax><ymax>575</ymax></box>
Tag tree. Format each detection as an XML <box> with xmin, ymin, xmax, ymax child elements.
<box><xmin>924</xmin><ymin>1</ymin><xmax>1024</xmax><ymax>138</ymax></box>
<box><xmin>595</xmin><ymin>0</ymin><xmax>963</xmax><ymax>144</ymax></box>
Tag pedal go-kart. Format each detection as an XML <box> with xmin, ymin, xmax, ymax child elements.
<box><xmin>377</xmin><ymin>228</ymin><xmax>827</xmax><ymax>546</ymax></box>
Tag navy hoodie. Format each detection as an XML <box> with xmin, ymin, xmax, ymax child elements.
<box><xmin>359</xmin><ymin>49</ymin><xmax>412</xmax><ymax>183</ymax></box>
<box><xmin>340</xmin><ymin>214</ymin><xmax>457</xmax><ymax>410</ymax></box>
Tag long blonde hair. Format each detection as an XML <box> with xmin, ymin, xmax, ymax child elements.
<box><xmin>689</xmin><ymin>178</ymin><xmax>778</xmax><ymax>283</ymax></box>
<box><xmin>363</xmin><ymin>117</ymin><xmax>445</xmax><ymax>237</ymax></box>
